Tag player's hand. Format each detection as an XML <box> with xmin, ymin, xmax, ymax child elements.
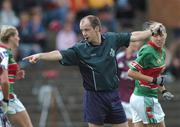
<box><xmin>152</xmin><ymin>75</ymin><xmax>171</xmax><ymax>86</ymax></box>
<box><xmin>162</xmin><ymin>90</ymin><xmax>174</xmax><ymax>101</ymax></box>
<box><xmin>150</xmin><ymin>23</ymin><xmax>162</xmax><ymax>35</ymax></box>
<box><xmin>16</xmin><ymin>70</ymin><xmax>25</xmax><ymax>80</ymax></box>
<box><xmin>1</xmin><ymin>99</ymin><xmax>9</xmax><ymax>114</ymax></box>
<box><xmin>23</xmin><ymin>54</ymin><xmax>40</xmax><ymax>63</ymax></box>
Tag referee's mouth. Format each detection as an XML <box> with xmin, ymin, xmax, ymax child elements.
<box><xmin>85</xmin><ymin>37</ymin><xmax>89</xmax><ymax>41</ymax></box>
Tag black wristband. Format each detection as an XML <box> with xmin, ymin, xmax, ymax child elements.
<box><xmin>159</xmin><ymin>76</ymin><xmax>164</xmax><ymax>86</ymax></box>
<box><xmin>162</xmin><ymin>90</ymin><xmax>168</xmax><ymax>94</ymax></box>
<box><xmin>3</xmin><ymin>99</ymin><xmax>9</xmax><ymax>103</ymax></box>
<box><xmin>150</xmin><ymin>29</ymin><xmax>154</xmax><ymax>36</ymax></box>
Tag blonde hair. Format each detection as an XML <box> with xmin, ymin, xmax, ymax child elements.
<box><xmin>0</xmin><ymin>25</ymin><xmax>17</xmax><ymax>43</ymax></box>
<box><xmin>143</xmin><ymin>21</ymin><xmax>166</xmax><ymax>33</ymax></box>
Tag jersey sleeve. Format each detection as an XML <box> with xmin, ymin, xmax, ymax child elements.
<box><xmin>0</xmin><ymin>49</ymin><xmax>9</xmax><ymax>70</ymax></box>
<box><xmin>59</xmin><ymin>47</ymin><xmax>79</xmax><ymax>66</ymax></box>
<box><xmin>129</xmin><ymin>47</ymin><xmax>152</xmax><ymax>71</ymax></box>
<box><xmin>111</xmin><ymin>32</ymin><xmax>131</xmax><ymax>49</ymax></box>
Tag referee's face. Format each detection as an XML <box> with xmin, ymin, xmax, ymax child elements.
<box><xmin>80</xmin><ymin>18</ymin><xmax>99</xmax><ymax>43</ymax></box>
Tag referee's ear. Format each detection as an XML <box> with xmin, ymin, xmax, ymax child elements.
<box><xmin>95</xmin><ymin>26</ymin><xmax>101</xmax><ymax>32</ymax></box>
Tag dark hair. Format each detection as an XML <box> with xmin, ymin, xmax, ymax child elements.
<box><xmin>82</xmin><ymin>15</ymin><xmax>101</xmax><ymax>29</ymax></box>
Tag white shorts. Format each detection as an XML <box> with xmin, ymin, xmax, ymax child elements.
<box><xmin>130</xmin><ymin>94</ymin><xmax>165</xmax><ymax>124</ymax></box>
<box><xmin>121</xmin><ymin>101</ymin><xmax>133</xmax><ymax>119</ymax></box>
<box><xmin>0</xmin><ymin>92</ymin><xmax>26</xmax><ymax>115</ymax></box>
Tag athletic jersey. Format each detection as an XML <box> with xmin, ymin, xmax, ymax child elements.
<box><xmin>60</xmin><ymin>32</ymin><xmax>131</xmax><ymax>91</ymax></box>
<box><xmin>116</xmin><ymin>51</ymin><xmax>136</xmax><ymax>102</ymax></box>
<box><xmin>0</xmin><ymin>44</ymin><xmax>19</xmax><ymax>93</ymax></box>
<box><xmin>129</xmin><ymin>41</ymin><xmax>166</xmax><ymax>98</ymax></box>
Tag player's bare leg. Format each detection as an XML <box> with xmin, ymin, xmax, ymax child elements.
<box><xmin>8</xmin><ymin>110</ymin><xmax>33</xmax><ymax>127</ymax></box>
<box><xmin>134</xmin><ymin>122</ymin><xmax>144</xmax><ymax>127</ymax></box>
<box><xmin>112</xmin><ymin>121</ymin><xmax>129</xmax><ymax>127</ymax></box>
<box><xmin>88</xmin><ymin>123</ymin><xmax>103</xmax><ymax>127</ymax></box>
<box><xmin>146</xmin><ymin>121</ymin><xmax>166</xmax><ymax>127</ymax></box>
<box><xmin>133</xmin><ymin>121</ymin><xmax>166</xmax><ymax>127</ymax></box>
<box><xmin>127</xmin><ymin>119</ymin><xmax>134</xmax><ymax>127</ymax></box>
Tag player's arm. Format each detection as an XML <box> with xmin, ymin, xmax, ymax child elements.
<box><xmin>127</xmin><ymin>51</ymin><xmax>153</xmax><ymax>83</ymax></box>
<box><xmin>0</xmin><ymin>67</ymin><xmax>10</xmax><ymax>113</ymax></box>
<box><xmin>158</xmin><ymin>85</ymin><xmax>166</xmax><ymax>93</ymax></box>
<box><xmin>0</xmin><ymin>51</ymin><xmax>9</xmax><ymax>101</ymax></box>
<box><xmin>23</xmin><ymin>50</ymin><xmax>62</xmax><ymax>63</ymax></box>
<box><xmin>130</xmin><ymin>23</ymin><xmax>162</xmax><ymax>42</ymax></box>
<box><xmin>127</xmin><ymin>69</ymin><xmax>172</xmax><ymax>86</ymax></box>
<box><xmin>0</xmin><ymin>51</ymin><xmax>10</xmax><ymax>113</ymax></box>
<box><xmin>158</xmin><ymin>85</ymin><xmax>174</xmax><ymax>100</ymax></box>
<box><xmin>127</xmin><ymin>69</ymin><xmax>153</xmax><ymax>83</ymax></box>
<box><xmin>0</xmin><ymin>68</ymin><xmax>9</xmax><ymax>101</ymax></box>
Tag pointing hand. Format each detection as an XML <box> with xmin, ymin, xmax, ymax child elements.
<box><xmin>23</xmin><ymin>54</ymin><xmax>40</xmax><ymax>63</ymax></box>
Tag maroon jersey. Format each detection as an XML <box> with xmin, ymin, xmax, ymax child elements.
<box><xmin>116</xmin><ymin>51</ymin><xmax>137</xmax><ymax>102</ymax></box>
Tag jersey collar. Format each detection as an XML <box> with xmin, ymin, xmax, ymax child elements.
<box><xmin>86</xmin><ymin>34</ymin><xmax>106</xmax><ymax>47</ymax></box>
<box><xmin>148</xmin><ymin>41</ymin><xmax>162</xmax><ymax>52</ymax></box>
<box><xmin>0</xmin><ymin>43</ymin><xmax>9</xmax><ymax>49</ymax></box>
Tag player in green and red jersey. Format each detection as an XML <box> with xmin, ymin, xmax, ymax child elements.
<box><xmin>128</xmin><ymin>21</ymin><xmax>174</xmax><ymax>127</ymax></box>
<box><xmin>0</xmin><ymin>25</ymin><xmax>33</xmax><ymax>127</ymax></box>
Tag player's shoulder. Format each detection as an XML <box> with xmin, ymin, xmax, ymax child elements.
<box><xmin>0</xmin><ymin>47</ymin><xmax>6</xmax><ymax>51</ymax></box>
<box><xmin>138</xmin><ymin>44</ymin><xmax>153</xmax><ymax>57</ymax></box>
<box><xmin>0</xmin><ymin>47</ymin><xmax>8</xmax><ymax>54</ymax></box>
<box><xmin>0</xmin><ymin>44</ymin><xmax>9</xmax><ymax>52</ymax></box>
<box><xmin>0</xmin><ymin>47</ymin><xmax>9</xmax><ymax>61</ymax></box>
<box><xmin>139</xmin><ymin>44</ymin><xmax>152</xmax><ymax>53</ymax></box>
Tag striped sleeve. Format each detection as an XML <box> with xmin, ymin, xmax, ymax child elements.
<box><xmin>129</xmin><ymin>47</ymin><xmax>152</xmax><ymax>71</ymax></box>
<box><xmin>0</xmin><ymin>49</ymin><xmax>9</xmax><ymax>70</ymax></box>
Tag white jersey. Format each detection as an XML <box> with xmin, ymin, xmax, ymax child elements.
<box><xmin>0</xmin><ymin>47</ymin><xmax>9</xmax><ymax>70</ymax></box>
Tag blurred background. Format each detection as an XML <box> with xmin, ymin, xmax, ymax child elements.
<box><xmin>0</xmin><ymin>0</ymin><xmax>179</xmax><ymax>127</ymax></box>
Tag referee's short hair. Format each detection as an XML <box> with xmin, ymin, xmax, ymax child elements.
<box><xmin>81</xmin><ymin>15</ymin><xmax>102</xmax><ymax>30</ymax></box>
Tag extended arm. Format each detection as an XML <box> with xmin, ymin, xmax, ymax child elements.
<box><xmin>130</xmin><ymin>30</ymin><xmax>152</xmax><ymax>42</ymax></box>
<box><xmin>130</xmin><ymin>23</ymin><xmax>162</xmax><ymax>42</ymax></box>
<box><xmin>23</xmin><ymin>50</ymin><xmax>62</xmax><ymax>63</ymax></box>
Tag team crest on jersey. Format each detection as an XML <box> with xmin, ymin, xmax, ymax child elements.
<box><xmin>157</xmin><ymin>59</ymin><xmax>161</xmax><ymax>64</ymax></box>
<box><xmin>110</xmin><ymin>48</ymin><xmax>115</xmax><ymax>57</ymax></box>
<box><xmin>11</xmin><ymin>58</ymin><xmax>15</xmax><ymax>63</ymax></box>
